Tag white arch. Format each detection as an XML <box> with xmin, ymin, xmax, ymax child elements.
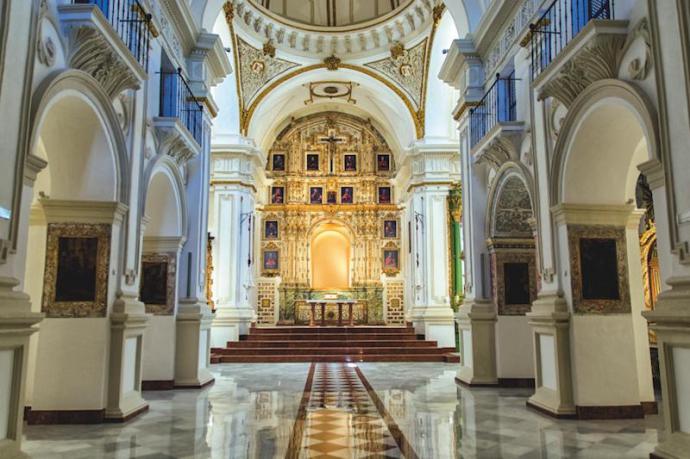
<box><xmin>551</xmin><ymin>80</ymin><xmax>660</xmax><ymax>206</ymax></box>
<box><xmin>247</xmin><ymin>67</ymin><xmax>417</xmax><ymax>156</ymax></box>
<box><xmin>29</xmin><ymin>70</ymin><xmax>129</xmax><ymax>203</ymax></box>
<box><xmin>142</xmin><ymin>156</ymin><xmax>188</xmax><ymax>240</ymax></box>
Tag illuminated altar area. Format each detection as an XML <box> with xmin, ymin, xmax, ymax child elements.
<box><xmin>256</xmin><ymin>112</ymin><xmax>403</xmax><ymax>325</ymax></box>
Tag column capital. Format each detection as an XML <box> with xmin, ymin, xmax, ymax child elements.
<box><xmin>211</xmin><ymin>138</ymin><xmax>267</xmax><ymax>193</ymax></box>
<box><xmin>401</xmin><ymin>140</ymin><xmax>461</xmax><ymax>191</ymax></box>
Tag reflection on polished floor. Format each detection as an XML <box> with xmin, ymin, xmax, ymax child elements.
<box><xmin>22</xmin><ymin>363</ymin><xmax>662</xmax><ymax>458</ymax></box>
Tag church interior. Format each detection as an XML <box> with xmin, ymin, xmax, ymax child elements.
<box><xmin>1</xmin><ymin>0</ymin><xmax>690</xmax><ymax>458</ymax></box>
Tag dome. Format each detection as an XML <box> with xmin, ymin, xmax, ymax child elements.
<box><xmin>248</xmin><ymin>0</ymin><xmax>414</xmax><ymax>31</ymax></box>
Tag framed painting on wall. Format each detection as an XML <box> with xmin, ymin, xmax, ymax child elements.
<box><xmin>382</xmin><ymin>247</ymin><xmax>400</xmax><ymax>275</ymax></box>
<box><xmin>378</xmin><ymin>186</ymin><xmax>392</xmax><ymax>204</ymax></box>
<box><xmin>272</xmin><ymin>153</ymin><xmax>285</xmax><ymax>171</ymax></box>
<box><xmin>344</xmin><ymin>154</ymin><xmax>357</xmax><ymax>171</ymax></box>
<box><xmin>264</xmin><ymin>220</ymin><xmax>279</xmax><ymax>239</ymax></box>
<box><xmin>262</xmin><ymin>246</ymin><xmax>280</xmax><ymax>275</ymax></box>
<box><xmin>383</xmin><ymin>220</ymin><xmax>398</xmax><ymax>239</ymax></box>
<box><xmin>42</xmin><ymin>223</ymin><xmax>111</xmax><ymax>318</ymax></box>
<box><xmin>306</xmin><ymin>153</ymin><xmax>320</xmax><ymax>171</ymax></box>
<box><xmin>340</xmin><ymin>187</ymin><xmax>354</xmax><ymax>204</ymax></box>
<box><xmin>310</xmin><ymin>187</ymin><xmax>323</xmax><ymax>204</ymax></box>
<box><xmin>377</xmin><ymin>154</ymin><xmax>390</xmax><ymax>172</ymax></box>
<box><xmin>271</xmin><ymin>186</ymin><xmax>285</xmax><ymax>204</ymax></box>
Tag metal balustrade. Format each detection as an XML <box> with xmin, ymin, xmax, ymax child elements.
<box><xmin>74</xmin><ymin>0</ymin><xmax>151</xmax><ymax>71</ymax></box>
<box><xmin>530</xmin><ymin>0</ymin><xmax>614</xmax><ymax>79</ymax></box>
<box><xmin>469</xmin><ymin>74</ymin><xmax>518</xmax><ymax>149</ymax></box>
<box><xmin>160</xmin><ymin>68</ymin><xmax>205</xmax><ymax>147</ymax></box>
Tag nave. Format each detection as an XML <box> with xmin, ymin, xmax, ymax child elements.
<box><xmin>22</xmin><ymin>363</ymin><xmax>662</xmax><ymax>459</ymax></box>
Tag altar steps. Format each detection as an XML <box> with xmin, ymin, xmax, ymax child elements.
<box><xmin>210</xmin><ymin>325</ymin><xmax>460</xmax><ymax>363</ymax></box>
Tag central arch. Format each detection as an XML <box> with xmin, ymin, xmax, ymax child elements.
<box><xmin>310</xmin><ymin>220</ymin><xmax>352</xmax><ymax>290</ymax></box>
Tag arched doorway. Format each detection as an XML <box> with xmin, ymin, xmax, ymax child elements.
<box><xmin>549</xmin><ymin>80</ymin><xmax>663</xmax><ymax>416</ymax></box>
<box><xmin>310</xmin><ymin>221</ymin><xmax>351</xmax><ymax>290</ymax></box>
<box><xmin>140</xmin><ymin>159</ymin><xmax>186</xmax><ymax>389</ymax></box>
<box><xmin>486</xmin><ymin>166</ymin><xmax>537</xmax><ymax>384</ymax></box>
<box><xmin>22</xmin><ymin>72</ymin><xmax>130</xmax><ymax>421</ymax></box>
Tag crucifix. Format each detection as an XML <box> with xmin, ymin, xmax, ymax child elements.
<box><xmin>318</xmin><ymin>128</ymin><xmax>346</xmax><ymax>174</ymax></box>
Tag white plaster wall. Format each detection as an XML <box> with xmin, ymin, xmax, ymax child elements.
<box><xmin>31</xmin><ymin>319</ymin><xmax>109</xmax><ymax>410</ymax></box>
<box><xmin>142</xmin><ymin>316</ymin><xmax>176</xmax><ymax>382</ymax></box>
<box><xmin>571</xmin><ymin>315</ymin><xmax>641</xmax><ymax>406</ymax></box>
<box><xmin>496</xmin><ymin>316</ymin><xmax>534</xmax><ymax>379</ymax></box>
<box><xmin>0</xmin><ymin>349</ymin><xmax>14</xmax><ymax>440</ymax></box>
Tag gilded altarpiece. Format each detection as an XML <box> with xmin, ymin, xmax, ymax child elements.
<box><xmin>259</xmin><ymin>112</ymin><xmax>402</xmax><ymax>324</ymax></box>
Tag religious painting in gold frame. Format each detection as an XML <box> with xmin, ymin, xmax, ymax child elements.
<box><xmin>382</xmin><ymin>220</ymin><xmax>398</xmax><ymax>239</ymax></box>
<box><xmin>382</xmin><ymin>242</ymin><xmax>400</xmax><ymax>276</ymax></box>
<box><xmin>264</xmin><ymin>220</ymin><xmax>279</xmax><ymax>240</ymax></box>
<box><xmin>42</xmin><ymin>223</ymin><xmax>111</xmax><ymax>318</ymax></box>
<box><xmin>262</xmin><ymin>243</ymin><xmax>280</xmax><ymax>276</ymax></box>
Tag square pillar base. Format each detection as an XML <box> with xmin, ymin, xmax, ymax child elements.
<box><xmin>527</xmin><ymin>294</ymin><xmax>575</xmax><ymax>417</ymax></box>
<box><xmin>175</xmin><ymin>300</ymin><xmax>214</xmax><ymax>388</ymax></box>
<box><xmin>410</xmin><ymin>305</ymin><xmax>456</xmax><ymax>348</ymax></box>
<box><xmin>0</xmin><ymin>277</ymin><xmax>42</xmax><ymax>458</ymax></box>
<box><xmin>644</xmin><ymin>277</ymin><xmax>690</xmax><ymax>459</ymax></box>
<box><xmin>210</xmin><ymin>306</ymin><xmax>253</xmax><ymax>347</ymax></box>
<box><xmin>455</xmin><ymin>299</ymin><xmax>498</xmax><ymax>386</ymax></box>
<box><xmin>106</xmin><ymin>295</ymin><xmax>148</xmax><ymax>422</ymax></box>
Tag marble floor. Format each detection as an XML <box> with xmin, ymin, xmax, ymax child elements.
<box><xmin>22</xmin><ymin>363</ymin><xmax>662</xmax><ymax>458</ymax></box>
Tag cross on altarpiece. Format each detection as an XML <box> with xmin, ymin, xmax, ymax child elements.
<box><xmin>318</xmin><ymin>129</ymin><xmax>346</xmax><ymax>174</ymax></box>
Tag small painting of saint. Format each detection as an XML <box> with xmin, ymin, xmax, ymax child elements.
<box><xmin>264</xmin><ymin>250</ymin><xmax>279</xmax><ymax>271</ymax></box>
<box><xmin>383</xmin><ymin>249</ymin><xmax>399</xmax><ymax>270</ymax></box>
<box><xmin>264</xmin><ymin>221</ymin><xmax>279</xmax><ymax>239</ymax></box>
<box><xmin>272</xmin><ymin>154</ymin><xmax>285</xmax><ymax>171</ymax></box>
<box><xmin>140</xmin><ymin>261</ymin><xmax>168</xmax><ymax>305</ymax></box>
<box><xmin>378</xmin><ymin>187</ymin><xmax>392</xmax><ymax>204</ymax></box>
<box><xmin>55</xmin><ymin>237</ymin><xmax>98</xmax><ymax>302</ymax></box>
<box><xmin>341</xmin><ymin>187</ymin><xmax>354</xmax><ymax>204</ymax></box>
<box><xmin>377</xmin><ymin>154</ymin><xmax>390</xmax><ymax>171</ymax></box>
<box><xmin>327</xmin><ymin>191</ymin><xmax>337</xmax><ymax>204</ymax></box>
<box><xmin>306</xmin><ymin>154</ymin><xmax>320</xmax><ymax>171</ymax></box>
<box><xmin>383</xmin><ymin>220</ymin><xmax>397</xmax><ymax>239</ymax></box>
<box><xmin>271</xmin><ymin>186</ymin><xmax>284</xmax><ymax>204</ymax></box>
<box><xmin>310</xmin><ymin>187</ymin><xmax>323</xmax><ymax>204</ymax></box>
<box><xmin>344</xmin><ymin>154</ymin><xmax>357</xmax><ymax>171</ymax></box>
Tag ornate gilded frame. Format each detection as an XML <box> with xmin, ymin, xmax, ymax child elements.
<box><xmin>568</xmin><ymin>225</ymin><xmax>631</xmax><ymax>314</ymax></box>
<box><xmin>262</xmin><ymin>242</ymin><xmax>280</xmax><ymax>276</ymax></box>
<box><xmin>382</xmin><ymin>241</ymin><xmax>400</xmax><ymax>276</ymax></box>
<box><xmin>42</xmin><ymin>223</ymin><xmax>111</xmax><ymax>318</ymax></box>
<box><xmin>140</xmin><ymin>252</ymin><xmax>176</xmax><ymax>315</ymax></box>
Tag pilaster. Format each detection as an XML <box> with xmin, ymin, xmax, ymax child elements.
<box><xmin>405</xmin><ymin>142</ymin><xmax>460</xmax><ymax>348</ymax></box>
<box><xmin>175</xmin><ymin>299</ymin><xmax>214</xmax><ymax>388</ymax></box>
<box><xmin>209</xmin><ymin>141</ymin><xmax>265</xmax><ymax>344</ymax></box>
<box><xmin>644</xmin><ymin>277</ymin><xmax>690</xmax><ymax>458</ymax></box>
<box><xmin>0</xmin><ymin>277</ymin><xmax>42</xmax><ymax>458</ymax></box>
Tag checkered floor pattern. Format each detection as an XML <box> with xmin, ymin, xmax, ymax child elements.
<box><xmin>299</xmin><ymin>363</ymin><xmax>404</xmax><ymax>458</ymax></box>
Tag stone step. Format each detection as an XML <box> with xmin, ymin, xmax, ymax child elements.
<box><xmin>213</xmin><ymin>354</ymin><xmax>460</xmax><ymax>363</ymax></box>
<box><xmin>248</xmin><ymin>326</ymin><xmax>413</xmax><ymax>334</ymax></box>
<box><xmin>243</xmin><ymin>333</ymin><xmax>419</xmax><ymax>341</ymax></box>
<box><xmin>212</xmin><ymin>346</ymin><xmax>456</xmax><ymax>356</ymax></box>
<box><xmin>225</xmin><ymin>340</ymin><xmax>439</xmax><ymax>348</ymax></box>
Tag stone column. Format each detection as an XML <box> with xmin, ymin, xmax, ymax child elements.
<box><xmin>209</xmin><ymin>143</ymin><xmax>265</xmax><ymax>345</ymax></box>
<box><xmin>405</xmin><ymin>144</ymin><xmax>460</xmax><ymax>348</ymax></box>
<box><xmin>439</xmin><ymin>38</ymin><xmax>498</xmax><ymax>385</ymax></box>
<box><xmin>174</xmin><ymin>119</ymin><xmax>214</xmax><ymax>389</ymax></box>
<box><xmin>448</xmin><ymin>184</ymin><xmax>464</xmax><ymax>309</ymax></box>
